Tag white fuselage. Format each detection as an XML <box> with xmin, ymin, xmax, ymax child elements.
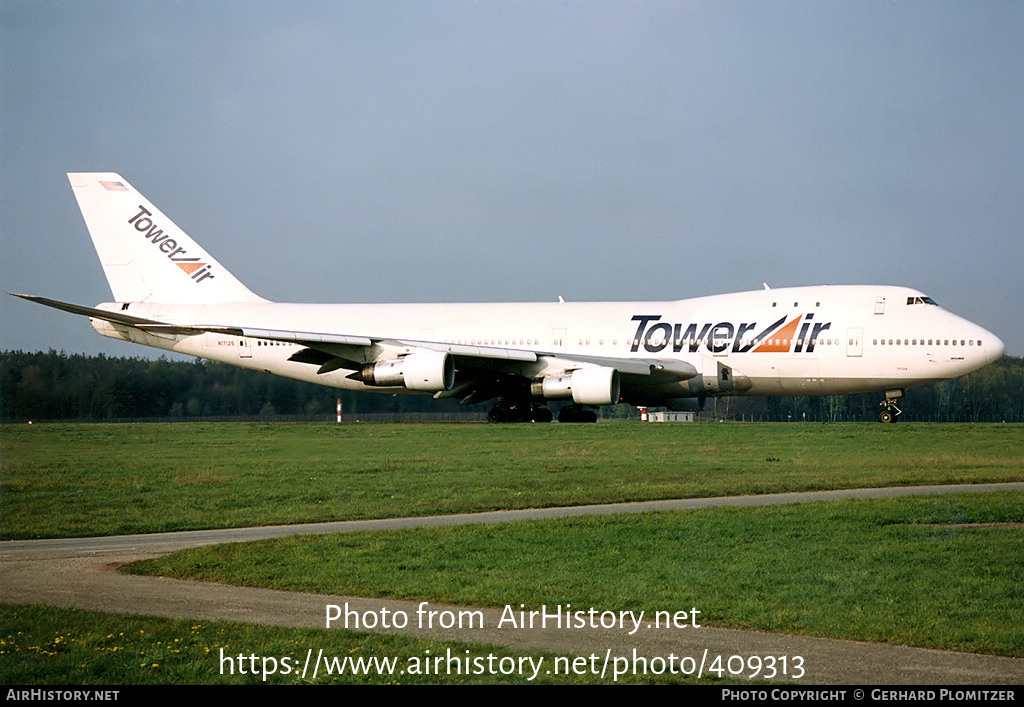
<box><xmin>91</xmin><ymin>284</ymin><xmax>1004</xmax><ymax>403</ymax></box>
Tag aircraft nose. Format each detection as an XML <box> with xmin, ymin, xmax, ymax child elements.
<box><xmin>986</xmin><ymin>332</ymin><xmax>1005</xmax><ymax>364</ymax></box>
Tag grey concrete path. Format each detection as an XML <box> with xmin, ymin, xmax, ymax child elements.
<box><xmin>3</xmin><ymin>483</ymin><xmax>1023</xmax><ymax>684</ymax></box>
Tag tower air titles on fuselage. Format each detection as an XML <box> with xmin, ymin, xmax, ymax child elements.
<box><xmin>630</xmin><ymin>314</ymin><xmax>831</xmax><ymax>355</ymax></box>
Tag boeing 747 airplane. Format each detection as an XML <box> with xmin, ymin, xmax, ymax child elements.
<box><xmin>13</xmin><ymin>173</ymin><xmax>1005</xmax><ymax>422</ymax></box>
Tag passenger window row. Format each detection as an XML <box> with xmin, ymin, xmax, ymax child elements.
<box><xmin>873</xmin><ymin>338</ymin><xmax>981</xmax><ymax>346</ymax></box>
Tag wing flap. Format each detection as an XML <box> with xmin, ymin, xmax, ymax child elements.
<box><xmin>390</xmin><ymin>339</ymin><xmax>538</xmax><ymax>363</ymax></box>
<box><xmin>538</xmin><ymin>351</ymin><xmax>698</xmax><ymax>380</ymax></box>
<box><xmin>231</xmin><ymin>327</ymin><xmax>373</xmax><ymax>347</ymax></box>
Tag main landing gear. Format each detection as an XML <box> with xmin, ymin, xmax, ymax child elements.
<box><xmin>557</xmin><ymin>405</ymin><xmax>598</xmax><ymax>423</ymax></box>
<box><xmin>487</xmin><ymin>400</ymin><xmax>553</xmax><ymax>423</ymax></box>
<box><xmin>877</xmin><ymin>390</ymin><xmax>903</xmax><ymax>423</ymax></box>
<box><xmin>486</xmin><ymin>400</ymin><xmax>598</xmax><ymax>423</ymax></box>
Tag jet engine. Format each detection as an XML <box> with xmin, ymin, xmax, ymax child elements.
<box><xmin>355</xmin><ymin>351</ymin><xmax>455</xmax><ymax>391</ymax></box>
<box><xmin>531</xmin><ymin>367</ymin><xmax>620</xmax><ymax>406</ymax></box>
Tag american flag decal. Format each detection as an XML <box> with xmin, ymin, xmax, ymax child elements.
<box><xmin>100</xmin><ymin>181</ymin><xmax>128</xmax><ymax>191</ymax></box>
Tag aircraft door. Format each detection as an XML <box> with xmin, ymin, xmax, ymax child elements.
<box><xmin>846</xmin><ymin>328</ymin><xmax>862</xmax><ymax>358</ymax></box>
<box><xmin>238</xmin><ymin>337</ymin><xmax>252</xmax><ymax>358</ymax></box>
<box><xmin>552</xmin><ymin>328</ymin><xmax>567</xmax><ymax>350</ymax></box>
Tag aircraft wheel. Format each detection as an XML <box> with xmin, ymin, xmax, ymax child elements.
<box><xmin>531</xmin><ymin>407</ymin><xmax>553</xmax><ymax>423</ymax></box>
<box><xmin>878</xmin><ymin>410</ymin><xmax>894</xmax><ymax>424</ymax></box>
<box><xmin>558</xmin><ymin>406</ymin><xmax>597</xmax><ymax>423</ymax></box>
<box><xmin>489</xmin><ymin>402</ymin><xmax>533</xmax><ymax>423</ymax></box>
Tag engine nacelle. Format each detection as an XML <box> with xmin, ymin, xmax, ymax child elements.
<box><xmin>531</xmin><ymin>367</ymin><xmax>620</xmax><ymax>406</ymax></box>
<box><xmin>358</xmin><ymin>351</ymin><xmax>455</xmax><ymax>392</ymax></box>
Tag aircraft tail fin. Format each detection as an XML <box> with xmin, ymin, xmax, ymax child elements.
<box><xmin>67</xmin><ymin>173</ymin><xmax>266</xmax><ymax>304</ymax></box>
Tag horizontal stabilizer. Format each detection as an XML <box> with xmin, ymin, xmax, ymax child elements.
<box><xmin>9</xmin><ymin>293</ymin><xmax>197</xmax><ymax>334</ymax></box>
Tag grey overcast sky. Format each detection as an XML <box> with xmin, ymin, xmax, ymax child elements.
<box><xmin>2</xmin><ymin>1</ymin><xmax>1022</xmax><ymax>356</ymax></box>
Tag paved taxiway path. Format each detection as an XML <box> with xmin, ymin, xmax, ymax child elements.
<box><xmin>3</xmin><ymin>482</ymin><xmax>1023</xmax><ymax>684</ymax></box>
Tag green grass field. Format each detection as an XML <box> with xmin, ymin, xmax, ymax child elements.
<box><xmin>128</xmin><ymin>492</ymin><xmax>1024</xmax><ymax>657</ymax></box>
<box><xmin>2</xmin><ymin>422</ymin><xmax>1023</xmax><ymax>683</ymax></box>
<box><xmin>2</xmin><ymin>422</ymin><xmax>1022</xmax><ymax>539</ymax></box>
<box><xmin>2</xmin><ymin>604</ymin><xmax>703</xmax><ymax>684</ymax></box>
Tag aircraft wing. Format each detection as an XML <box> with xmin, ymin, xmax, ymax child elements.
<box><xmin>11</xmin><ymin>294</ymin><xmax>699</xmax><ymax>398</ymax></box>
<box><xmin>377</xmin><ymin>337</ymin><xmax>696</xmax><ymax>378</ymax></box>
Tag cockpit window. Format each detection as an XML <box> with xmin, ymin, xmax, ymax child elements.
<box><xmin>906</xmin><ymin>296</ymin><xmax>939</xmax><ymax>306</ymax></box>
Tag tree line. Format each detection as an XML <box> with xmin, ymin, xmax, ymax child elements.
<box><xmin>0</xmin><ymin>350</ymin><xmax>481</xmax><ymax>422</ymax></box>
<box><xmin>1</xmin><ymin>350</ymin><xmax>1021</xmax><ymax>422</ymax></box>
